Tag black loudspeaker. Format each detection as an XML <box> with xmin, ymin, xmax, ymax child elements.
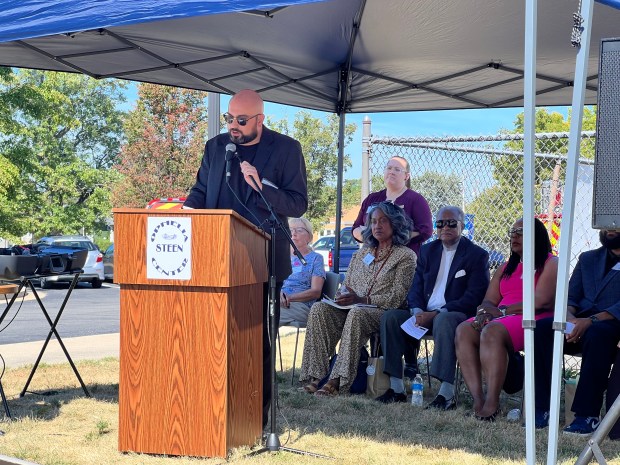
<box><xmin>593</xmin><ymin>38</ymin><xmax>620</xmax><ymax>229</ymax></box>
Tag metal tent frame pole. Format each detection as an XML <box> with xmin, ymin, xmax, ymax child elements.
<box><xmin>546</xmin><ymin>0</ymin><xmax>595</xmax><ymax>463</ymax></box>
<box><xmin>523</xmin><ymin>1</ymin><xmax>538</xmax><ymax>463</ymax></box>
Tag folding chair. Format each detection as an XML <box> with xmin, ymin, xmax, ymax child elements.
<box><xmin>420</xmin><ymin>334</ymin><xmax>434</xmax><ymax>389</ymax></box>
<box><xmin>278</xmin><ymin>271</ymin><xmax>341</xmax><ymax>385</ymax></box>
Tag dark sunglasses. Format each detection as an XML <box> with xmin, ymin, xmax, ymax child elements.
<box><xmin>508</xmin><ymin>227</ymin><xmax>524</xmax><ymax>236</ymax></box>
<box><xmin>223</xmin><ymin>112</ymin><xmax>260</xmax><ymax>126</ymax></box>
<box><xmin>435</xmin><ymin>219</ymin><xmax>459</xmax><ymax>229</ymax></box>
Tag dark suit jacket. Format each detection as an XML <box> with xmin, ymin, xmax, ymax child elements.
<box><xmin>407</xmin><ymin>237</ymin><xmax>490</xmax><ymax>318</ymax></box>
<box><xmin>184</xmin><ymin>127</ymin><xmax>308</xmax><ymax>281</ymax></box>
<box><xmin>569</xmin><ymin>246</ymin><xmax>620</xmax><ymax>320</ymax></box>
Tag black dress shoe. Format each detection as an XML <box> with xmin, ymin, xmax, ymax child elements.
<box><xmin>425</xmin><ymin>394</ymin><xmax>456</xmax><ymax>411</ymax></box>
<box><xmin>375</xmin><ymin>388</ymin><xmax>407</xmax><ymax>404</ymax></box>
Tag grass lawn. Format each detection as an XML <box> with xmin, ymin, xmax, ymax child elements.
<box><xmin>0</xmin><ymin>330</ymin><xmax>619</xmax><ymax>465</ymax></box>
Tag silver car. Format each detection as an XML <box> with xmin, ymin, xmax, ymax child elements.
<box><xmin>103</xmin><ymin>243</ymin><xmax>114</xmax><ymax>281</ymax></box>
<box><xmin>35</xmin><ymin>235</ymin><xmax>105</xmax><ymax>288</ymax></box>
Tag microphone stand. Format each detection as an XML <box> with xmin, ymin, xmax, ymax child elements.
<box><xmin>241</xmin><ymin>175</ymin><xmax>332</xmax><ymax>459</ymax></box>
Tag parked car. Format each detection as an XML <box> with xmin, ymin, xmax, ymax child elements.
<box><xmin>103</xmin><ymin>243</ymin><xmax>114</xmax><ymax>281</ymax></box>
<box><xmin>34</xmin><ymin>235</ymin><xmax>105</xmax><ymax>288</ymax></box>
<box><xmin>312</xmin><ymin>227</ymin><xmax>359</xmax><ymax>272</ymax></box>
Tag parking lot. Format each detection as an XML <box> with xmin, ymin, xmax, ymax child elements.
<box><xmin>0</xmin><ymin>281</ymin><xmax>120</xmax><ymax>344</ymax></box>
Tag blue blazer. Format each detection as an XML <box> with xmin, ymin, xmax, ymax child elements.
<box><xmin>184</xmin><ymin>127</ymin><xmax>308</xmax><ymax>281</ymax></box>
<box><xmin>407</xmin><ymin>237</ymin><xmax>490</xmax><ymax>318</ymax></box>
<box><xmin>569</xmin><ymin>246</ymin><xmax>620</xmax><ymax>320</ymax></box>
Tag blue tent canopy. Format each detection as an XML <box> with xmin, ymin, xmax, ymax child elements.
<box><xmin>0</xmin><ymin>1</ymin><xmax>321</xmax><ymax>43</ymax></box>
<box><xmin>0</xmin><ymin>0</ymin><xmax>619</xmax><ymax>113</ymax></box>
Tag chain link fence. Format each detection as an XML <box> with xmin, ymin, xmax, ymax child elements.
<box><xmin>368</xmin><ymin>131</ymin><xmax>598</xmax><ymax>376</ymax></box>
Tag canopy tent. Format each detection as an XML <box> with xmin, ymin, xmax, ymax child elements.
<box><xmin>0</xmin><ymin>0</ymin><xmax>620</xmax><ymax>114</ymax></box>
<box><xmin>2</xmin><ymin>1</ymin><xmax>620</xmax><ymax>464</ymax></box>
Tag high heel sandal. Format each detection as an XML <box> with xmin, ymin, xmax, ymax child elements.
<box><xmin>315</xmin><ymin>382</ymin><xmax>339</xmax><ymax>397</ymax></box>
<box><xmin>299</xmin><ymin>381</ymin><xmax>319</xmax><ymax>394</ymax></box>
<box><xmin>475</xmin><ymin>408</ymin><xmax>500</xmax><ymax>422</ymax></box>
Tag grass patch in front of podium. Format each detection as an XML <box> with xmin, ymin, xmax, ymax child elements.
<box><xmin>0</xmin><ymin>333</ymin><xmax>619</xmax><ymax>464</ymax></box>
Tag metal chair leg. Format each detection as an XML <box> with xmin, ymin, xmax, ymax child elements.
<box><xmin>454</xmin><ymin>362</ymin><xmax>462</xmax><ymax>405</ymax></box>
<box><xmin>423</xmin><ymin>338</ymin><xmax>432</xmax><ymax>389</ymax></box>
<box><xmin>277</xmin><ymin>331</ymin><xmax>283</xmax><ymax>373</ymax></box>
<box><xmin>290</xmin><ymin>327</ymin><xmax>301</xmax><ymax>385</ymax></box>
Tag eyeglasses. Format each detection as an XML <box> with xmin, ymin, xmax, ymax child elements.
<box><xmin>509</xmin><ymin>227</ymin><xmax>524</xmax><ymax>237</ymax></box>
<box><xmin>222</xmin><ymin>113</ymin><xmax>261</xmax><ymax>126</ymax></box>
<box><xmin>290</xmin><ymin>227</ymin><xmax>310</xmax><ymax>235</ymax></box>
<box><xmin>384</xmin><ymin>165</ymin><xmax>407</xmax><ymax>173</ymax></box>
<box><xmin>435</xmin><ymin>219</ymin><xmax>459</xmax><ymax>229</ymax></box>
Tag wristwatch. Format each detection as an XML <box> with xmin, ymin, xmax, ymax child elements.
<box><xmin>589</xmin><ymin>314</ymin><xmax>599</xmax><ymax>323</ymax></box>
<box><xmin>498</xmin><ymin>305</ymin><xmax>508</xmax><ymax>317</ymax></box>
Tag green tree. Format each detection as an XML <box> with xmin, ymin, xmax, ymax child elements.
<box><xmin>410</xmin><ymin>171</ymin><xmax>464</xmax><ymax>215</ymax></box>
<box><xmin>270</xmin><ymin>111</ymin><xmax>356</xmax><ymax>229</ymax></box>
<box><xmin>112</xmin><ymin>83</ymin><xmax>208</xmax><ymax>208</ymax></box>
<box><xmin>0</xmin><ymin>70</ymin><xmax>126</xmax><ymax>240</ymax></box>
<box><xmin>342</xmin><ymin>178</ymin><xmax>362</xmax><ymax>210</ymax></box>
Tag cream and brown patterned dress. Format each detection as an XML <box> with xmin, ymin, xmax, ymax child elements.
<box><xmin>299</xmin><ymin>244</ymin><xmax>416</xmax><ymax>393</ymax></box>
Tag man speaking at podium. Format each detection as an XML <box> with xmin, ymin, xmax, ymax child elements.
<box><xmin>184</xmin><ymin>89</ymin><xmax>308</xmax><ymax>429</ymax></box>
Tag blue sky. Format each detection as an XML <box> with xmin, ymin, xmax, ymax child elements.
<box><xmin>124</xmin><ymin>83</ymin><xmax>566</xmax><ymax>180</ymax></box>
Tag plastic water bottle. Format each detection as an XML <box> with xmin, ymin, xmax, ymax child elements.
<box><xmin>507</xmin><ymin>408</ymin><xmax>521</xmax><ymax>422</ymax></box>
<box><xmin>411</xmin><ymin>374</ymin><xmax>424</xmax><ymax>406</ymax></box>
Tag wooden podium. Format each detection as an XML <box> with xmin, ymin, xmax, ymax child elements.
<box><xmin>114</xmin><ymin>208</ymin><xmax>268</xmax><ymax>458</ymax></box>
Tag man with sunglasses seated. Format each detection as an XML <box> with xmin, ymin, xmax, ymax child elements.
<box><xmin>376</xmin><ymin>206</ymin><xmax>489</xmax><ymax>406</ymax></box>
<box><xmin>184</xmin><ymin>89</ymin><xmax>307</xmax><ymax>430</ymax></box>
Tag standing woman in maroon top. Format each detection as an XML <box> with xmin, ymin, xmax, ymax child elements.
<box><xmin>352</xmin><ymin>156</ymin><xmax>432</xmax><ymax>258</ymax></box>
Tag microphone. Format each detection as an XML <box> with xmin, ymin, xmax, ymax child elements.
<box><xmin>225</xmin><ymin>143</ymin><xmax>236</xmax><ymax>178</ymax></box>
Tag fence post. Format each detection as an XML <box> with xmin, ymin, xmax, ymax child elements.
<box><xmin>362</xmin><ymin>115</ymin><xmax>371</xmax><ymax>201</ymax></box>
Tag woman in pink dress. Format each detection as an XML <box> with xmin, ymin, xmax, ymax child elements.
<box><xmin>455</xmin><ymin>218</ymin><xmax>558</xmax><ymax>421</ymax></box>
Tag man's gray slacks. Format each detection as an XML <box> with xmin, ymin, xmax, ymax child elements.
<box><xmin>380</xmin><ymin>308</ymin><xmax>467</xmax><ymax>384</ymax></box>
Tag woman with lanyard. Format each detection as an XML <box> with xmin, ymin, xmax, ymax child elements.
<box><xmin>298</xmin><ymin>201</ymin><xmax>417</xmax><ymax>396</ymax></box>
<box><xmin>352</xmin><ymin>155</ymin><xmax>432</xmax><ymax>258</ymax></box>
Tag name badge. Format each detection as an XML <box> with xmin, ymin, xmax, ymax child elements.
<box><xmin>363</xmin><ymin>253</ymin><xmax>375</xmax><ymax>266</ymax></box>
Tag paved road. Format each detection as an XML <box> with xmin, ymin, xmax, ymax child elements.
<box><xmin>0</xmin><ymin>281</ymin><xmax>120</xmax><ymax>344</ymax></box>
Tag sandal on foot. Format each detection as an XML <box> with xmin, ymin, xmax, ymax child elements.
<box><xmin>299</xmin><ymin>381</ymin><xmax>319</xmax><ymax>394</ymax></box>
<box><xmin>315</xmin><ymin>383</ymin><xmax>339</xmax><ymax>397</ymax></box>
<box><xmin>475</xmin><ymin>408</ymin><xmax>500</xmax><ymax>422</ymax></box>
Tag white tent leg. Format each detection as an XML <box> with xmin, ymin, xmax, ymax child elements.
<box><xmin>546</xmin><ymin>1</ymin><xmax>595</xmax><ymax>464</ymax></box>
<box><xmin>523</xmin><ymin>0</ymin><xmax>537</xmax><ymax>463</ymax></box>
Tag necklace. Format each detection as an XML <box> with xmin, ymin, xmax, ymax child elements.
<box><xmin>374</xmin><ymin>245</ymin><xmax>393</xmax><ymax>262</ymax></box>
<box><xmin>365</xmin><ymin>246</ymin><xmax>395</xmax><ymax>297</ymax></box>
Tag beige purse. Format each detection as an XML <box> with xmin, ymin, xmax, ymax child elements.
<box><xmin>366</xmin><ymin>356</ymin><xmax>392</xmax><ymax>398</ymax></box>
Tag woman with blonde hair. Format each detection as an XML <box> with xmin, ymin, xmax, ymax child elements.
<box><xmin>352</xmin><ymin>155</ymin><xmax>432</xmax><ymax>258</ymax></box>
<box><xmin>279</xmin><ymin>217</ymin><xmax>326</xmax><ymax>326</ymax></box>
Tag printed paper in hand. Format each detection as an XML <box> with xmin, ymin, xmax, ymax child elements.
<box><xmin>321</xmin><ymin>296</ymin><xmax>378</xmax><ymax>310</ymax></box>
<box><xmin>400</xmin><ymin>316</ymin><xmax>429</xmax><ymax>340</ymax></box>
<box><xmin>564</xmin><ymin>321</ymin><xmax>576</xmax><ymax>335</ymax></box>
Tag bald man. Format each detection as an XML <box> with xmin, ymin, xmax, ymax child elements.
<box><xmin>185</xmin><ymin>90</ymin><xmax>308</xmax><ymax>429</ymax></box>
